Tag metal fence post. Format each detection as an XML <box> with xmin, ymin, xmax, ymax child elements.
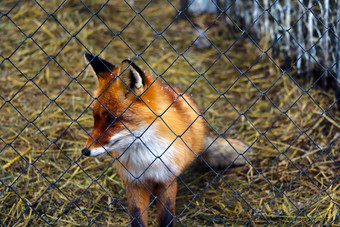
<box><xmin>284</xmin><ymin>1</ymin><xmax>291</xmax><ymax>67</ymax></box>
<box><xmin>252</xmin><ymin>0</ymin><xmax>259</xmax><ymax>41</ymax></box>
<box><xmin>323</xmin><ymin>0</ymin><xmax>329</xmax><ymax>87</ymax></box>
<box><xmin>307</xmin><ymin>0</ymin><xmax>314</xmax><ymax>78</ymax></box>
<box><xmin>337</xmin><ymin>0</ymin><xmax>340</xmax><ymax>102</ymax></box>
<box><xmin>297</xmin><ymin>2</ymin><xmax>303</xmax><ymax>75</ymax></box>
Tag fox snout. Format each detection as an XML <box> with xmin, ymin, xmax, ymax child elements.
<box><xmin>81</xmin><ymin>148</ymin><xmax>91</xmax><ymax>156</ymax></box>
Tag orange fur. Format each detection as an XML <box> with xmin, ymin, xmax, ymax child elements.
<box><xmin>82</xmin><ymin>54</ymin><xmax>250</xmax><ymax>226</ymax></box>
<box><xmin>85</xmin><ymin>64</ymin><xmax>206</xmax><ymax>178</ymax></box>
<box><xmin>83</xmin><ymin>56</ymin><xmax>205</xmax><ymax>226</ymax></box>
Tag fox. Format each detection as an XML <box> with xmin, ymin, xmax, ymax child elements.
<box><xmin>81</xmin><ymin>53</ymin><xmax>251</xmax><ymax>227</ymax></box>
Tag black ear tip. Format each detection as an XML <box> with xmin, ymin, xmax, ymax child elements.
<box><xmin>84</xmin><ymin>53</ymin><xmax>115</xmax><ymax>74</ymax></box>
<box><xmin>85</xmin><ymin>52</ymin><xmax>94</xmax><ymax>62</ymax></box>
<box><xmin>121</xmin><ymin>59</ymin><xmax>144</xmax><ymax>78</ymax></box>
<box><xmin>122</xmin><ymin>59</ymin><xmax>132</xmax><ymax>64</ymax></box>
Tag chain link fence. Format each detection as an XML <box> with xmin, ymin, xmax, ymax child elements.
<box><xmin>0</xmin><ymin>0</ymin><xmax>339</xmax><ymax>226</ymax></box>
<box><xmin>183</xmin><ymin>0</ymin><xmax>340</xmax><ymax>92</ymax></box>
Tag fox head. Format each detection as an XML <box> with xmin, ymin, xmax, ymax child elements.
<box><xmin>81</xmin><ymin>53</ymin><xmax>154</xmax><ymax>157</ymax></box>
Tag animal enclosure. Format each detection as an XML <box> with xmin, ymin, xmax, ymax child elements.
<box><xmin>0</xmin><ymin>0</ymin><xmax>339</xmax><ymax>226</ymax></box>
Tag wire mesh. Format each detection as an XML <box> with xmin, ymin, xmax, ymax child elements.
<box><xmin>0</xmin><ymin>0</ymin><xmax>339</xmax><ymax>226</ymax></box>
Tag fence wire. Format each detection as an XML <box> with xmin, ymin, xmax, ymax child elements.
<box><xmin>0</xmin><ymin>0</ymin><xmax>339</xmax><ymax>226</ymax></box>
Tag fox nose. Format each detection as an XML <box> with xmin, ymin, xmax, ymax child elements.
<box><xmin>82</xmin><ymin>148</ymin><xmax>91</xmax><ymax>156</ymax></box>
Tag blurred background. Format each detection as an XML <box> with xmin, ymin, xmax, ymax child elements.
<box><xmin>0</xmin><ymin>0</ymin><xmax>339</xmax><ymax>226</ymax></box>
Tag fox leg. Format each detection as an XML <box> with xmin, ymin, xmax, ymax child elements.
<box><xmin>126</xmin><ymin>182</ymin><xmax>151</xmax><ymax>227</ymax></box>
<box><xmin>155</xmin><ymin>179</ymin><xmax>177</xmax><ymax>227</ymax></box>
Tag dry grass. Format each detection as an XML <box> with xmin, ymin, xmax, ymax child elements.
<box><xmin>0</xmin><ymin>0</ymin><xmax>339</xmax><ymax>226</ymax></box>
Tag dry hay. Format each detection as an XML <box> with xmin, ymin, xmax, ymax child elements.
<box><xmin>0</xmin><ymin>0</ymin><xmax>339</xmax><ymax>226</ymax></box>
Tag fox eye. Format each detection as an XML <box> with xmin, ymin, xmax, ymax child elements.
<box><xmin>106</xmin><ymin>117</ymin><xmax>117</xmax><ymax>126</ymax></box>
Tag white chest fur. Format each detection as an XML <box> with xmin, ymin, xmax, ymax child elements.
<box><xmin>105</xmin><ymin>124</ymin><xmax>179</xmax><ymax>182</ymax></box>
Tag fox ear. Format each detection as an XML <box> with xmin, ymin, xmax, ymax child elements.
<box><xmin>119</xmin><ymin>60</ymin><xmax>145</xmax><ymax>95</ymax></box>
<box><xmin>84</xmin><ymin>53</ymin><xmax>115</xmax><ymax>78</ymax></box>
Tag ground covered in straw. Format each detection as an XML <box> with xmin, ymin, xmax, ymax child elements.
<box><xmin>0</xmin><ymin>0</ymin><xmax>339</xmax><ymax>226</ymax></box>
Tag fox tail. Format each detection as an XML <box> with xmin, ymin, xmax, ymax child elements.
<box><xmin>200</xmin><ymin>137</ymin><xmax>252</xmax><ymax>169</ymax></box>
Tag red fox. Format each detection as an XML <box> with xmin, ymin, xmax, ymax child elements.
<box><xmin>82</xmin><ymin>53</ymin><xmax>251</xmax><ymax>227</ymax></box>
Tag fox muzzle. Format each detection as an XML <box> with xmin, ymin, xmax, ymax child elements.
<box><xmin>82</xmin><ymin>148</ymin><xmax>91</xmax><ymax>156</ymax></box>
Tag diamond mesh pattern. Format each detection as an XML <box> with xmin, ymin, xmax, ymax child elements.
<box><xmin>0</xmin><ymin>0</ymin><xmax>339</xmax><ymax>226</ymax></box>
